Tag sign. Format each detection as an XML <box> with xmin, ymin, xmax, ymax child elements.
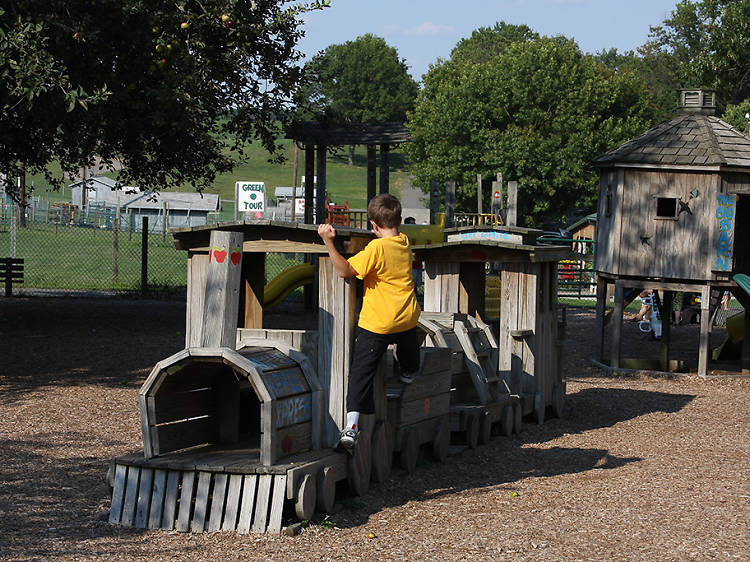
<box><xmin>295</xmin><ymin>197</ymin><xmax>305</xmax><ymax>216</ymax></box>
<box><xmin>446</xmin><ymin>230</ymin><xmax>523</xmax><ymax>244</ymax></box>
<box><xmin>493</xmin><ymin>190</ymin><xmax>501</xmax><ymax>199</ymax></box>
<box><xmin>236</xmin><ymin>181</ymin><xmax>265</xmax><ymax>214</ymax></box>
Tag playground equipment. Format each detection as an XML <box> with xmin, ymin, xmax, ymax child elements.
<box><xmin>107</xmin><ymin>221</ymin><xmax>568</xmax><ymax>534</ymax></box>
<box><xmin>637</xmin><ymin>293</ymin><xmax>663</xmax><ymax>338</ymax></box>
<box><xmin>263</xmin><ymin>263</ymin><xmax>314</xmax><ymax>310</ymax></box>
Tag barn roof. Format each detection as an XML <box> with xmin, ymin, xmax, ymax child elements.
<box><xmin>287</xmin><ymin>121</ymin><xmax>412</xmax><ymax>146</ymax></box>
<box><xmin>593</xmin><ymin>113</ymin><xmax>750</xmax><ymax>169</ymax></box>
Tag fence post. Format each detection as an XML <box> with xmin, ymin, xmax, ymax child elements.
<box><xmin>477</xmin><ymin>173</ymin><xmax>483</xmax><ymax>215</ymax></box>
<box><xmin>113</xmin><ymin>197</ymin><xmax>120</xmax><ymax>285</ymax></box>
<box><xmin>141</xmin><ymin>216</ymin><xmax>148</xmax><ymax>296</ymax></box>
<box><xmin>445</xmin><ymin>180</ymin><xmax>456</xmax><ymax>228</ymax></box>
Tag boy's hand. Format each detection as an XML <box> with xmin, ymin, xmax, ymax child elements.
<box><xmin>318</xmin><ymin>223</ymin><xmax>336</xmax><ymax>242</ymax></box>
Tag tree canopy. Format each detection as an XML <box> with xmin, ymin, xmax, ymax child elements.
<box><xmin>646</xmin><ymin>0</ymin><xmax>750</xmax><ymax>106</ymax></box>
<box><xmin>297</xmin><ymin>33</ymin><xmax>419</xmax><ymax>124</ymax></box>
<box><xmin>406</xmin><ymin>33</ymin><xmax>659</xmax><ymax>225</ymax></box>
<box><xmin>1</xmin><ymin>0</ymin><xmax>328</xmax><ymax>195</ymax></box>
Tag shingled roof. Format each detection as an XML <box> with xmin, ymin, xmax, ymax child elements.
<box><xmin>594</xmin><ymin>113</ymin><xmax>750</xmax><ymax>169</ymax></box>
<box><xmin>287</xmin><ymin>121</ymin><xmax>412</xmax><ymax>146</ymax></box>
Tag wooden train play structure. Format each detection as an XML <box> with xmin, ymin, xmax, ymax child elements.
<box><xmin>107</xmin><ymin>221</ymin><xmax>568</xmax><ymax>534</ymax></box>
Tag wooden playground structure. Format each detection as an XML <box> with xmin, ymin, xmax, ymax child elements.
<box><xmin>107</xmin><ymin>220</ymin><xmax>568</xmax><ymax>534</ymax></box>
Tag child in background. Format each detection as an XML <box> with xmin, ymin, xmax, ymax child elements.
<box><xmin>317</xmin><ymin>194</ymin><xmax>421</xmax><ymax>450</ymax></box>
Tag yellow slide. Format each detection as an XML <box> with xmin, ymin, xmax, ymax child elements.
<box><xmin>263</xmin><ymin>263</ymin><xmax>315</xmax><ymax>310</ymax></box>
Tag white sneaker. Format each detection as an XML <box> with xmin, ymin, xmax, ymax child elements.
<box><xmin>338</xmin><ymin>426</ymin><xmax>358</xmax><ymax>450</ymax></box>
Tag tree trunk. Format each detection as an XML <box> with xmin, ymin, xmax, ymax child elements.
<box><xmin>348</xmin><ymin>144</ymin><xmax>355</xmax><ymax>166</ymax></box>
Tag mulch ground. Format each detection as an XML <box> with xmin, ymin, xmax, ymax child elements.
<box><xmin>1</xmin><ymin>297</ymin><xmax>748</xmax><ymax>561</ymax></box>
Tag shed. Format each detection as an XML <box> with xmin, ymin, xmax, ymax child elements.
<box><xmin>69</xmin><ymin>176</ymin><xmax>220</xmax><ymax>230</ymax></box>
<box><xmin>592</xmin><ymin>88</ymin><xmax>750</xmax><ymax>375</ymax></box>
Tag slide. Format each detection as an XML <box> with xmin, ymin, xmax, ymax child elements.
<box><xmin>263</xmin><ymin>263</ymin><xmax>314</xmax><ymax>310</ymax></box>
<box><xmin>712</xmin><ymin>274</ymin><xmax>749</xmax><ymax>360</ymax></box>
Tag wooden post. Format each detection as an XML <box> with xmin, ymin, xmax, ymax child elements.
<box><xmin>291</xmin><ymin>143</ymin><xmax>299</xmax><ymax>221</ymax></box>
<box><xmin>697</xmin><ymin>285</ymin><xmax>711</xmax><ymax>377</ymax></box>
<box><xmin>660</xmin><ymin>291</ymin><xmax>672</xmax><ymax>371</ymax></box>
<box><xmin>18</xmin><ymin>162</ymin><xmax>26</xmax><ymax>228</ymax></box>
<box><xmin>423</xmin><ymin>261</ymin><xmax>460</xmax><ymax>313</ymax></box>
<box><xmin>445</xmin><ymin>180</ymin><xmax>456</xmax><ymax>228</ymax></box>
<box><xmin>379</xmin><ymin>144</ymin><xmax>390</xmax><ymax>194</ymax></box>
<box><xmin>240</xmin><ymin>252</ymin><xmax>265</xmax><ymax>330</ymax></box>
<box><xmin>315</xmin><ymin>145</ymin><xmax>327</xmax><ymax>224</ymax></box>
<box><xmin>491</xmin><ymin>175</ymin><xmax>503</xmax><ymax>219</ymax></box>
<box><xmin>743</xmin><ymin>307</ymin><xmax>750</xmax><ymax>374</ymax></box>
<box><xmin>304</xmin><ymin>145</ymin><xmax>315</xmax><ymax>224</ymax></box>
<box><xmin>317</xmin><ymin>256</ymin><xmax>356</xmax><ymax>447</ymax></box>
<box><xmin>201</xmin><ymin>230</ymin><xmax>245</xmax><ymax>348</ymax></box>
<box><xmin>162</xmin><ymin>201</ymin><xmax>168</xmax><ymax>242</ymax></box>
<box><xmin>611</xmin><ymin>280</ymin><xmax>624</xmax><ymax>368</ymax></box>
<box><xmin>141</xmin><ymin>216</ymin><xmax>148</xmax><ymax>296</ymax></box>
<box><xmin>506</xmin><ymin>180</ymin><xmax>518</xmax><ymax>226</ymax></box>
<box><xmin>477</xmin><ymin>173</ymin><xmax>483</xmax><ymax>215</ymax></box>
<box><xmin>429</xmin><ymin>180</ymin><xmax>440</xmax><ymax>226</ymax></box>
<box><xmin>594</xmin><ymin>277</ymin><xmax>607</xmax><ymax>362</ymax></box>
<box><xmin>367</xmin><ymin>145</ymin><xmax>377</xmax><ymax>209</ymax></box>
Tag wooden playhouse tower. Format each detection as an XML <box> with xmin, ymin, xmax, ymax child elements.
<box><xmin>592</xmin><ymin>88</ymin><xmax>750</xmax><ymax>376</ymax></box>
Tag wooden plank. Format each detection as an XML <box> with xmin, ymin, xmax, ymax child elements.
<box><xmin>252</xmin><ymin>474</ymin><xmax>273</xmax><ymax>533</ymax></box>
<box><xmin>222</xmin><ymin>474</ymin><xmax>244</xmax><ymax>531</ymax></box>
<box><xmin>261</xmin><ymin>367</ymin><xmax>310</xmax><ymax>399</ymax></box>
<box><xmin>201</xmin><ymin>230</ymin><xmax>245</xmax><ymax>348</ymax></box>
<box><xmin>453</xmin><ymin>321</ymin><xmax>489</xmax><ymax>404</ymax></box>
<box><xmin>661</xmin><ymin>291</ymin><xmax>673</xmax><ymax>371</ymax></box>
<box><xmin>175</xmin><ymin>471</ymin><xmax>196</xmax><ymax>532</ymax></box>
<box><xmin>594</xmin><ymin>278</ymin><xmax>608</xmax><ymax>362</ymax></box>
<box><xmin>150</xmin><ymin>415</ymin><xmax>217</xmax><ymax>456</ymax></box>
<box><xmin>261</xmin><ymin>400</ymin><xmax>275</xmax><ymax>466</ymax></box>
<box><xmin>237</xmin><ymin>474</ymin><xmax>258</xmax><ymax>534</ymax></box>
<box><xmin>121</xmin><ymin>465</ymin><xmax>140</xmax><ymax>527</ymax></box>
<box><xmin>191</xmin><ymin>471</ymin><xmax>212</xmax><ymax>532</ymax></box>
<box><xmin>147</xmin><ymin>469</ymin><xmax>167</xmax><ymax>530</ymax></box>
<box><xmin>267</xmin><ymin>475</ymin><xmax>288</xmax><ymax>534</ymax></box>
<box><xmin>241</xmin><ymin>252</ymin><xmax>265</xmax><ymax>330</ymax></box>
<box><xmin>390</xmin><ymin>392</ymin><xmax>451</xmax><ymax>428</ymax></box>
<box><xmin>147</xmin><ymin>389</ymin><xmax>216</xmax><ymax>425</ymax></box>
<box><xmin>187</xmin><ymin>252</ymin><xmax>209</xmax><ymax>347</ymax></box>
<box><xmin>275</xmin><ymin>394</ymin><xmax>312</xmax><ymax>428</ymax></box>
<box><xmin>108</xmin><ymin>464</ymin><xmax>127</xmax><ymax>524</ymax></box>
<box><xmin>161</xmin><ymin>470</ymin><xmax>180</xmax><ymax>530</ymax></box>
<box><xmin>459</xmin><ymin>261</ymin><xmax>486</xmax><ymax>319</ymax></box>
<box><xmin>274</xmin><ymin>422</ymin><xmax>312</xmax><ymax>459</ymax></box>
<box><xmin>207</xmin><ymin>473</ymin><xmax>228</xmax><ymax>532</ymax></box>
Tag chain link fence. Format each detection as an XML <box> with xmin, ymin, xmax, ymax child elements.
<box><xmin>1</xmin><ymin>197</ymin><xmax>305</xmax><ymax>297</ymax></box>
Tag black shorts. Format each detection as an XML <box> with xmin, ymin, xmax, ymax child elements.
<box><xmin>346</xmin><ymin>326</ymin><xmax>420</xmax><ymax>414</ymax></box>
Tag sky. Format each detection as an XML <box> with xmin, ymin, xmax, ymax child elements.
<box><xmin>298</xmin><ymin>0</ymin><xmax>682</xmax><ymax>81</ymax></box>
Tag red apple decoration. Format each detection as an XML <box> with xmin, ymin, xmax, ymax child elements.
<box><xmin>213</xmin><ymin>247</ymin><xmax>227</xmax><ymax>263</ymax></box>
<box><xmin>230</xmin><ymin>247</ymin><xmax>241</xmax><ymax>265</ymax></box>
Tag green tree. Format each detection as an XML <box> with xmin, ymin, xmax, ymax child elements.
<box><xmin>722</xmin><ymin>99</ymin><xmax>750</xmax><ymax>133</ymax></box>
<box><xmin>406</xmin><ymin>35</ymin><xmax>658</xmax><ymax>225</ymax></box>
<box><xmin>1</xmin><ymin>0</ymin><xmax>328</xmax><ymax>198</ymax></box>
<box><xmin>300</xmin><ymin>34</ymin><xmax>418</xmax><ymax>123</ymax></box>
<box><xmin>450</xmin><ymin>21</ymin><xmax>539</xmax><ymax>65</ymax></box>
<box><xmin>647</xmin><ymin>0</ymin><xmax>750</xmax><ymax>105</ymax></box>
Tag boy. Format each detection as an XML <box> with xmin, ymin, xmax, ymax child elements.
<box><xmin>317</xmin><ymin>193</ymin><xmax>421</xmax><ymax>450</ymax></box>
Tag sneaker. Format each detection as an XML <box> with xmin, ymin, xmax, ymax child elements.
<box><xmin>338</xmin><ymin>427</ymin><xmax>358</xmax><ymax>450</ymax></box>
<box><xmin>399</xmin><ymin>371</ymin><xmax>416</xmax><ymax>384</ymax></box>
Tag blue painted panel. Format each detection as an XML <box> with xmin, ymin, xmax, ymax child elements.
<box><xmin>275</xmin><ymin>394</ymin><xmax>312</xmax><ymax>428</ymax></box>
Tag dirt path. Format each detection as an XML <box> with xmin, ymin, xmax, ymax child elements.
<box><xmin>1</xmin><ymin>299</ymin><xmax>748</xmax><ymax>560</ymax></box>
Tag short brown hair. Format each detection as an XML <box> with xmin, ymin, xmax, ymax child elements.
<box><xmin>367</xmin><ymin>194</ymin><xmax>402</xmax><ymax>228</ymax></box>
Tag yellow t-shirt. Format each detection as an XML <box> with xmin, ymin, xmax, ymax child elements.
<box><xmin>348</xmin><ymin>232</ymin><xmax>421</xmax><ymax>334</ymax></box>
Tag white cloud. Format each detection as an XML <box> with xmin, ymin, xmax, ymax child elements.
<box><xmin>404</xmin><ymin>21</ymin><xmax>454</xmax><ymax>36</ymax></box>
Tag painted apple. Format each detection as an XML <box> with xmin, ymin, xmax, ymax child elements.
<box><xmin>180</xmin><ymin>21</ymin><xmax>190</xmax><ymax>29</ymax></box>
<box><xmin>221</xmin><ymin>14</ymin><xmax>231</xmax><ymax>22</ymax></box>
<box><xmin>213</xmin><ymin>247</ymin><xmax>227</xmax><ymax>263</ymax></box>
<box><xmin>230</xmin><ymin>247</ymin><xmax>241</xmax><ymax>265</ymax></box>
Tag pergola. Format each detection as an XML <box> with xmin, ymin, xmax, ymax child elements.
<box><xmin>286</xmin><ymin>121</ymin><xmax>411</xmax><ymax>223</ymax></box>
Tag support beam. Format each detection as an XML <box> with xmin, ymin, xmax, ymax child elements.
<box><xmin>697</xmin><ymin>285</ymin><xmax>711</xmax><ymax>377</ymax></box>
<box><xmin>367</xmin><ymin>145</ymin><xmax>377</xmax><ymax>209</ymax></box>
<box><xmin>379</xmin><ymin>144</ymin><xmax>389</xmax><ymax>194</ymax></box>
<box><xmin>316</xmin><ymin>145</ymin><xmax>327</xmax><ymax>224</ymax></box>
<box><xmin>506</xmin><ymin>180</ymin><xmax>518</xmax><ymax>226</ymax></box>
<box><xmin>459</xmin><ymin>262</ymin><xmax>486</xmax><ymax>320</ymax></box>
<box><xmin>611</xmin><ymin>280</ymin><xmax>624</xmax><ymax>369</ymax></box>
<box><xmin>594</xmin><ymin>278</ymin><xmax>607</xmax><ymax>363</ymax></box>
<box><xmin>240</xmin><ymin>252</ymin><xmax>265</xmax><ymax>330</ymax></box>
<box><xmin>660</xmin><ymin>291</ymin><xmax>672</xmax><ymax>372</ymax></box>
<box><xmin>304</xmin><ymin>146</ymin><xmax>315</xmax><ymax>224</ymax></box>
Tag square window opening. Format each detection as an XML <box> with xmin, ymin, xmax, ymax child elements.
<box><xmin>656</xmin><ymin>197</ymin><xmax>678</xmax><ymax>219</ymax></box>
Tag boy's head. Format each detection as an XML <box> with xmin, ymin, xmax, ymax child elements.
<box><xmin>367</xmin><ymin>194</ymin><xmax>402</xmax><ymax>229</ymax></box>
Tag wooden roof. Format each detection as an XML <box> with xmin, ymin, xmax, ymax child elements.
<box><xmin>413</xmin><ymin>240</ymin><xmax>569</xmax><ymax>263</ymax></box>
<box><xmin>594</xmin><ymin>113</ymin><xmax>750</xmax><ymax>169</ymax></box>
<box><xmin>171</xmin><ymin>220</ymin><xmax>375</xmax><ymax>255</ymax></box>
<box><xmin>287</xmin><ymin>121</ymin><xmax>412</xmax><ymax>146</ymax></box>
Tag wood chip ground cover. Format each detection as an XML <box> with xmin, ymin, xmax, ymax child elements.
<box><xmin>1</xmin><ymin>299</ymin><xmax>748</xmax><ymax>560</ymax></box>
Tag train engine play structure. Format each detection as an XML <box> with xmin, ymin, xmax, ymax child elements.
<box><xmin>107</xmin><ymin>221</ymin><xmax>568</xmax><ymax>534</ymax></box>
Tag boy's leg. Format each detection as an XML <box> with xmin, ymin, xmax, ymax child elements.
<box><xmin>341</xmin><ymin>328</ymin><xmax>389</xmax><ymax>449</ymax></box>
<box><xmin>392</xmin><ymin>327</ymin><xmax>420</xmax><ymax>383</ymax></box>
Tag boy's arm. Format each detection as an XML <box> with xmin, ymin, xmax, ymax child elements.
<box><xmin>317</xmin><ymin>224</ymin><xmax>358</xmax><ymax>278</ymax></box>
